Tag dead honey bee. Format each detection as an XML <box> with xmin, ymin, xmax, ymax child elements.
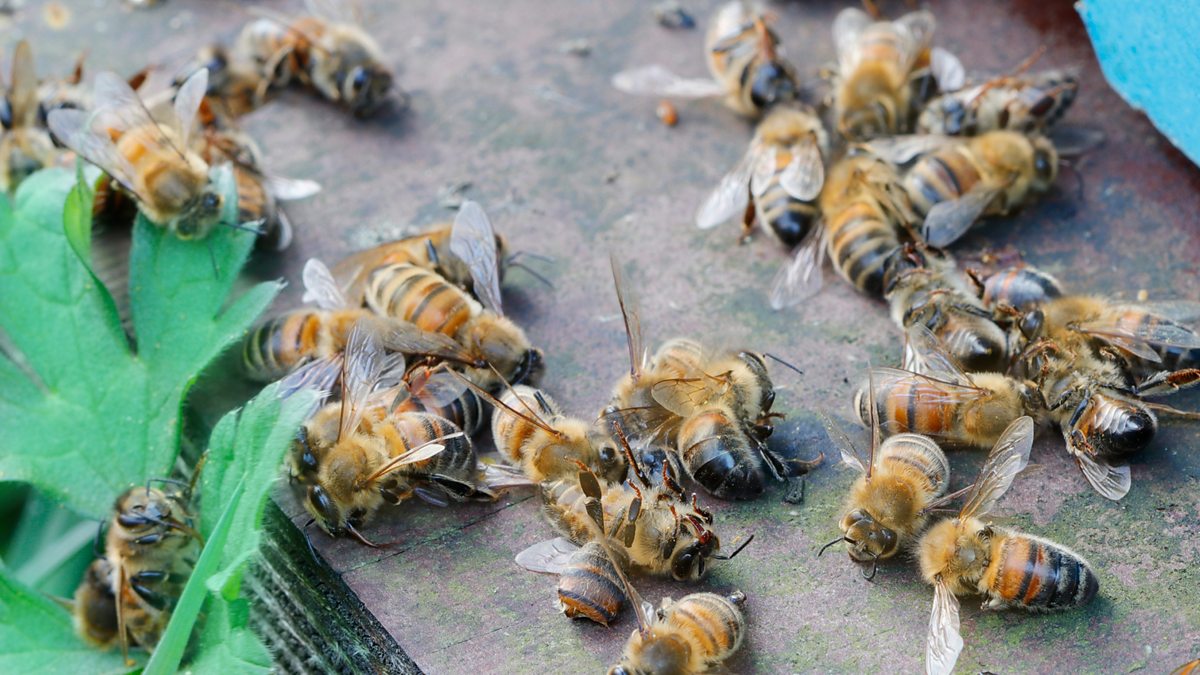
<box><xmin>514</xmin><ymin>537</ymin><xmax>631</xmax><ymax>626</ymax></box>
<box><xmin>612</xmin><ymin>0</ymin><xmax>798</xmax><ymax>118</ymax></box>
<box><xmin>977</xmin><ymin>264</ymin><xmax>1063</xmax><ymax>313</ymax></box>
<box><xmin>175</xmin><ymin>44</ymin><xmax>266</xmax><ymax>120</ymax></box>
<box><xmin>917</xmin><ymin>68</ymin><xmax>1079</xmax><ymax>137</ymax></box>
<box><xmin>919</xmin><ymin>418</ymin><xmax>1095</xmax><ymax>675</ymax></box>
<box><xmin>231</xmin><ymin>0</ymin><xmax>396</xmax><ymax>116</ymax></box>
<box><xmin>609</xmin><ymin>583</ymin><xmax>747</xmax><ymax>675</ymax></box>
<box><xmin>883</xmin><ymin>245</ymin><xmax>1010</xmax><ymax>372</ymax></box>
<box><xmin>48</xmin><ymin>69</ymin><xmax>236</xmax><ymax>240</ymax></box>
<box><xmin>769</xmin><ymin>151</ymin><xmax>917</xmax><ymax>308</ymax></box>
<box><xmin>831</xmin><ymin>7</ymin><xmax>963</xmax><ymax>140</ymax></box>
<box><xmin>1</xmin><ymin>41</ymin><xmax>60</xmax><ymax>192</ymax></box>
<box><xmin>299</xmin><ymin>324</ymin><xmax>479</xmax><ymax>545</ymax></box>
<box><xmin>73</xmin><ymin>558</ymin><xmax>120</xmax><ymax>649</ymax></box>
<box><xmin>696</xmin><ymin>104</ymin><xmax>828</xmax><ymax>247</ymax></box>
<box><xmin>868</xmin><ymin>130</ymin><xmax>1058</xmax><ymax>248</ymax></box>
<box><xmin>859</xmin><ymin>325</ymin><xmax>1041</xmax><ymax>451</ymax></box>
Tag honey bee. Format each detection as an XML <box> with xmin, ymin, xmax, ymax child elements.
<box><xmin>883</xmin><ymin>245</ymin><xmax>1010</xmax><ymax>372</ymax></box>
<box><xmin>917</xmin><ymin>69</ymin><xmax>1079</xmax><ymax>137</ymax></box>
<box><xmin>859</xmin><ymin>325</ymin><xmax>1041</xmax><ymax>450</ymax></box>
<box><xmin>867</xmin><ymin>130</ymin><xmax>1058</xmax><ymax>247</ymax></box>
<box><xmin>48</xmin><ymin>69</ymin><xmax>234</xmax><ymax>240</ymax></box>
<box><xmin>609</xmin><ymin>585</ymin><xmax>748</xmax><ymax>675</ymax></box>
<box><xmin>978</xmin><ymin>264</ymin><xmax>1063</xmax><ymax>313</ymax></box>
<box><xmin>514</xmin><ymin>537</ymin><xmax>630</xmax><ymax>626</ymax></box>
<box><xmin>695</xmin><ymin>104</ymin><xmax>828</xmax><ymax>248</ymax></box>
<box><xmin>73</xmin><ymin>558</ymin><xmax>120</xmax><ymax>648</ymax></box>
<box><xmin>919</xmin><ymin>419</ymin><xmax>1095</xmax><ymax>675</ymax></box>
<box><xmin>831</xmin><ymin>7</ymin><xmax>963</xmax><ymax>140</ymax></box>
<box><xmin>485</xmin><ymin>382</ymin><xmax>628</xmax><ymax>484</ymax></box>
<box><xmin>1</xmin><ymin>41</ymin><xmax>59</xmax><ymax>192</ymax></box>
<box><xmin>175</xmin><ymin>44</ymin><xmax>266</xmax><ymax>120</ymax></box>
<box><xmin>299</xmin><ymin>324</ymin><xmax>479</xmax><ymax>544</ymax></box>
<box><xmin>330</xmin><ymin>201</ymin><xmax>519</xmax><ymax>308</ymax></box>
<box><xmin>769</xmin><ymin>151</ymin><xmax>917</xmax><ymax>308</ymax></box>
<box><xmin>231</xmin><ymin>0</ymin><xmax>396</xmax><ymax>116</ymax></box>
<box><xmin>612</xmin><ymin>1</ymin><xmax>799</xmax><ymax>118</ymax></box>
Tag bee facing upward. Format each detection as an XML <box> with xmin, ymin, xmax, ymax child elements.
<box><xmin>831</xmin><ymin>7</ymin><xmax>963</xmax><ymax>140</ymax></box>
<box><xmin>49</xmin><ymin>69</ymin><xmax>231</xmax><ymax>240</ymax></box>
<box><xmin>696</xmin><ymin>104</ymin><xmax>828</xmax><ymax>248</ymax></box>
<box><xmin>230</xmin><ymin>0</ymin><xmax>395</xmax><ymax>116</ymax></box>
<box><xmin>919</xmin><ymin>417</ymin><xmax>1095</xmax><ymax>675</ymax></box>
<box><xmin>612</xmin><ymin>1</ymin><xmax>798</xmax><ymax>118</ymax></box>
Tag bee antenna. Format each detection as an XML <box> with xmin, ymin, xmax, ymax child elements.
<box><xmin>506</xmin><ymin>250</ymin><xmax>555</xmax><ymax>265</ymax></box>
<box><xmin>762</xmin><ymin>352</ymin><xmax>804</xmax><ymax>376</ymax></box>
<box><xmin>509</xmin><ymin>261</ymin><xmax>554</xmax><ymax>289</ymax></box>
<box><xmin>206</xmin><ymin>240</ymin><xmax>220</xmax><ymax>278</ymax></box>
<box><xmin>93</xmin><ymin>521</ymin><xmax>108</xmax><ymax>558</ymax></box>
<box><xmin>714</xmin><ymin>534</ymin><xmax>754</xmax><ymax>561</ymax></box>
<box><xmin>861</xmin><ymin>551</ymin><xmax>880</xmax><ymax>581</ymax></box>
<box><xmin>343</xmin><ymin>522</ymin><xmax>383</xmax><ymax>549</ymax></box>
<box><xmin>817</xmin><ymin>535</ymin><xmax>850</xmax><ymax>557</ymax></box>
<box><xmin>225</xmin><ymin>218</ymin><xmax>266</xmax><ymax>236</ymax></box>
<box><xmin>302</xmin><ymin>518</ymin><xmax>321</xmax><ymax>562</ymax></box>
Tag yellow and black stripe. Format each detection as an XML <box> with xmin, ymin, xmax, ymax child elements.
<box><xmin>365</xmin><ymin>263</ymin><xmax>476</xmax><ymax>336</ymax></box>
<box><xmin>556</xmin><ymin>542</ymin><xmax>627</xmax><ymax>626</ymax></box>
<box><xmin>985</xmin><ymin>533</ymin><xmax>1098</xmax><ymax>611</ymax></box>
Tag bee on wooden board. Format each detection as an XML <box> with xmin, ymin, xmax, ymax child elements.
<box><xmin>612</xmin><ymin>1</ymin><xmax>799</xmax><ymax>118</ymax></box>
<box><xmin>919</xmin><ymin>416</ymin><xmax>1095</xmax><ymax>675</ymax></box>
<box><xmin>695</xmin><ymin>104</ymin><xmax>828</xmax><ymax>249</ymax></box>
<box><xmin>917</xmin><ymin>66</ymin><xmax>1080</xmax><ymax>137</ymax></box>
<box><xmin>831</xmin><ymin>7</ymin><xmax>964</xmax><ymax>141</ymax></box>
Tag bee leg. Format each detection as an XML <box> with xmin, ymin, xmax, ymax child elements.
<box><xmin>739</xmin><ymin>196</ymin><xmax>756</xmax><ymax>245</ymax></box>
<box><xmin>1135</xmin><ymin>369</ymin><xmax>1200</xmax><ymax>397</ymax></box>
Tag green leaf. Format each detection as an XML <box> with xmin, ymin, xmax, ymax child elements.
<box><xmin>0</xmin><ymin>562</ymin><xmax>128</xmax><ymax>675</ymax></box>
<box><xmin>0</xmin><ymin>167</ymin><xmax>281</xmax><ymax>518</ymax></box>
<box><xmin>145</xmin><ymin>383</ymin><xmax>315</xmax><ymax>675</ymax></box>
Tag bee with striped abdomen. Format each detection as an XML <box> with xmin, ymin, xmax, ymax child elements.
<box><xmin>609</xmin><ymin>585</ymin><xmax>748</xmax><ymax>675</ymax></box>
<box><xmin>978</xmin><ymin>264</ymin><xmax>1063</xmax><ymax>313</ymax></box>
<box><xmin>769</xmin><ymin>151</ymin><xmax>917</xmax><ymax>308</ymax></box>
<box><xmin>696</xmin><ymin>104</ymin><xmax>828</xmax><ymax>248</ymax></box>
<box><xmin>612</xmin><ymin>1</ymin><xmax>798</xmax><ymax>118</ymax></box>
<box><xmin>515</xmin><ymin>537</ymin><xmax>630</xmax><ymax>626</ymax></box>
<box><xmin>868</xmin><ymin>130</ymin><xmax>1058</xmax><ymax>248</ymax></box>
<box><xmin>919</xmin><ymin>417</ymin><xmax>1095</xmax><ymax>675</ymax></box>
<box><xmin>917</xmin><ymin>60</ymin><xmax>1079</xmax><ymax>137</ymax></box>
<box><xmin>831</xmin><ymin>7</ymin><xmax>963</xmax><ymax>141</ymax></box>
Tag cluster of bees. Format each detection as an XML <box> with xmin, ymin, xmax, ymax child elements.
<box><xmin>614</xmin><ymin>1</ymin><xmax>1199</xmax><ymax>673</ymax></box>
<box><xmin>3</xmin><ymin>0</ymin><xmax>1193</xmax><ymax>671</ymax></box>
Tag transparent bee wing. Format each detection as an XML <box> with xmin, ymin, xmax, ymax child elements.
<box><xmin>611</xmin><ymin>65</ymin><xmax>727</xmax><ymax>99</ymax></box>
<box><xmin>363</xmin><ymin>436</ymin><xmax>455</xmax><ymax>485</ymax></box>
<box><xmin>92</xmin><ymin>72</ymin><xmax>186</xmax><ymax>161</ymax></box>
<box><xmin>818</xmin><ymin>412</ymin><xmax>868</xmax><ymax>475</ymax></box>
<box><xmin>1067</xmin><ymin>431</ymin><xmax>1131</xmax><ymax>501</ymax></box>
<box><xmin>864</xmin><ymin>134</ymin><xmax>953</xmax><ymax>165</ymax></box>
<box><xmin>768</xmin><ymin>223</ymin><xmax>826</xmax><ymax>310</ymax></box>
<box><xmin>650</xmin><ymin>377</ymin><xmax>719</xmax><ymax>417</ymax></box>
<box><xmin>832</xmin><ymin>8</ymin><xmax>872</xmax><ymax>71</ymax></box>
<box><xmin>930</xmin><ymin>47</ymin><xmax>965</xmax><ymax>93</ymax></box>
<box><xmin>779</xmin><ymin>139</ymin><xmax>825</xmax><ymax>202</ymax></box>
<box><xmin>450</xmin><ymin>200</ymin><xmax>504</xmax><ymax>315</ymax></box>
<box><xmin>696</xmin><ymin>148</ymin><xmax>754</xmax><ymax>230</ymax></box>
<box><xmin>514</xmin><ymin>537</ymin><xmax>579</xmax><ymax>575</ymax></box>
<box><xmin>47</xmin><ymin>108</ymin><xmax>142</xmax><ymax>198</ymax></box>
<box><xmin>173</xmin><ymin>67</ymin><xmax>208</xmax><ymax>149</ymax></box>
<box><xmin>9</xmin><ymin>40</ymin><xmax>39</xmax><ymax>128</ymax></box>
<box><xmin>378</xmin><ymin>322</ymin><xmax>481</xmax><ymax>366</ymax></box>
<box><xmin>338</xmin><ymin>321</ymin><xmax>390</xmax><ymax>440</ymax></box>
<box><xmin>610</xmin><ymin>254</ymin><xmax>647</xmax><ymax>378</ymax></box>
<box><xmin>958</xmin><ymin>416</ymin><xmax>1034</xmax><ymax>519</ymax></box>
<box><xmin>1136</xmin><ymin>300</ymin><xmax>1200</xmax><ymax>324</ymax></box>
<box><xmin>1079</xmin><ymin>315</ymin><xmax>1200</xmax><ymax>353</ymax></box>
<box><xmin>895</xmin><ymin>10</ymin><xmax>937</xmax><ymax>71</ymax></box>
<box><xmin>374</xmin><ymin>352</ymin><xmax>408</xmax><ymax>393</ymax></box>
<box><xmin>479</xmin><ymin>461</ymin><xmax>536</xmax><ymax>491</ymax></box>
<box><xmin>926</xmin><ymin>579</ymin><xmax>964</xmax><ymax>675</ymax></box>
<box><xmin>904</xmin><ymin>325</ymin><xmax>974</xmax><ymax>385</ymax></box>
<box><xmin>276</xmin><ymin>353</ymin><xmax>343</xmax><ymax>418</ymax></box>
<box><xmin>750</xmin><ymin>145</ymin><xmax>778</xmax><ymax>199</ymax></box>
<box><xmin>408</xmin><ymin>366</ymin><xmax>471</xmax><ymax>408</ymax></box>
<box><xmin>870</xmin><ymin>366</ymin><xmax>988</xmax><ymax>413</ymax></box>
<box><xmin>921</xmin><ymin>183</ymin><xmax>1002</xmax><ymax>247</ymax></box>
<box><xmin>263</xmin><ymin>174</ymin><xmax>322</xmax><ymax>201</ymax></box>
<box><xmin>1049</xmin><ymin>125</ymin><xmax>1106</xmax><ymax>158</ymax></box>
<box><xmin>301</xmin><ymin>258</ymin><xmax>348</xmax><ymax>310</ymax></box>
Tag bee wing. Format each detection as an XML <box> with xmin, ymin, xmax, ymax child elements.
<box><xmin>611</xmin><ymin>64</ymin><xmax>726</xmax><ymax>99</ymax></box>
<box><xmin>903</xmin><ymin>324</ymin><xmax>974</xmax><ymax>385</ymax></box>
<box><xmin>9</xmin><ymin>41</ymin><xmax>39</xmax><ymax>128</ymax></box>
<box><xmin>450</xmin><ymin>200</ymin><xmax>504</xmax><ymax>315</ymax></box>
<box><xmin>926</xmin><ymin>579</ymin><xmax>964</xmax><ymax>675</ymax></box>
<box><xmin>695</xmin><ymin>148</ymin><xmax>754</xmax><ymax>230</ymax></box>
<box><xmin>895</xmin><ymin>10</ymin><xmax>937</xmax><ymax>70</ymax></box>
<box><xmin>610</xmin><ymin>254</ymin><xmax>647</xmax><ymax>379</ymax></box>
<box><xmin>921</xmin><ymin>183</ymin><xmax>1002</xmax><ymax>248</ymax></box>
<box><xmin>1067</xmin><ymin>430</ymin><xmax>1131</xmax><ymax>501</ymax></box>
<box><xmin>779</xmin><ymin>139</ymin><xmax>825</xmax><ymax>202</ymax></box>
<box><xmin>377</xmin><ymin>322</ymin><xmax>481</xmax><ymax>366</ymax></box>
<box><xmin>818</xmin><ymin>412</ymin><xmax>868</xmax><ymax>475</ymax></box>
<box><xmin>301</xmin><ymin>258</ymin><xmax>349</xmax><ymax>310</ymax></box>
<box><xmin>650</xmin><ymin>377</ymin><xmax>716</xmax><ymax>417</ymax></box>
<box><xmin>263</xmin><ymin>174</ymin><xmax>322</xmax><ymax>201</ymax></box>
<box><xmin>750</xmin><ymin>145</ymin><xmax>778</xmax><ymax>199</ymax></box>
<box><xmin>363</xmin><ymin>436</ymin><xmax>456</xmax><ymax>485</ymax></box>
<box><xmin>479</xmin><ymin>461</ymin><xmax>536</xmax><ymax>491</ymax></box>
<box><xmin>1048</xmin><ymin>125</ymin><xmax>1106</xmax><ymax>158</ymax></box>
<box><xmin>958</xmin><ymin>416</ymin><xmax>1034</xmax><ymax>519</ymax></box>
<box><xmin>338</xmin><ymin>321</ymin><xmax>390</xmax><ymax>439</ymax></box>
<box><xmin>514</xmin><ymin>537</ymin><xmax>579</xmax><ymax>575</ymax></box>
<box><xmin>173</xmin><ymin>67</ymin><xmax>208</xmax><ymax>148</ymax></box>
<box><xmin>92</xmin><ymin>71</ymin><xmax>187</xmax><ymax>160</ymax></box>
<box><xmin>832</xmin><ymin>8</ymin><xmax>872</xmax><ymax>71</ymax></box>
<box><xmin>46</xmin><ymin>109</ymin><xmax>143</xmax><ymax>199</ymax></box>
<box><xmin>1078</xmin><ymin>314</ymin><xmax>1200</xmax><ymax>354</ymax></box>
<box><xmin>277</xmin><ymin>353</ymin><xmax>343</xmax><ymax>418</ymax></box>
<box><xmin>768</xmin><ymin>223</ymin><xmax>826</xmax><ymax>310</ymax></box>
<box><xmin>930</xmin><ymin>47</ymin><xmax>965</xmax><ymax>92</ymax></box>
<box><xmin>864</xmin><ymin>134</ymin><xmax>953</xmax><ymax>165</ymax></box>
<box><xmin>305</xmin><ymin>0</ymin><xmax>361</xmax><ymax>24</ymax></box>
<box><xmin>407</xmin><ymin>366</ymin><xmax>471</xmax><ymax>409</ymax></box>
<box><xmin>1137</xmin><ymin>300</ymin><xmax>1200</xmax><ymax>324</ymax></box>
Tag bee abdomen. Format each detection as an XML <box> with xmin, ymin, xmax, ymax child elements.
<box><xmin>759</xmin><ymin>184</ymin><xmax>819</xmax><ymax>247</ymax></box>
<box><xmin>828</xmin><ymin>206</ymin><xmax>902</xmax><ymax>296</ymax></box>
<box><xmin>678</xmin><ymin>408</ymin><xmax>766</xmax><ymax>500</ymax></box>
<box><xmin>869</xmin><ymin>376</ymin><xmax>958</xmax><ymax>441</ymax></box>
<box><xmin>988</xmin><ymin>534</ymin><xmax>1099</xmax><ymax>611</ymax></box>
<box><xmin>878</xmin><ymin>434</ymin><xmax>950</xmax><ymax>496</ymax></box>
<box><xmin>365</xmin><ymin>263</ymin><xmax>474</xmax><ymax>336</ymax></box>
<box><xmin>241</xmin><ymin>311</ymin><xmax>322</xmax><ymax>382</ymax></box>
<box><xmin>982</xmin><ymin>266</ymin><xmax>1063</xmax><ymax>311</ymax></box>
<box><xmin>666</xmin><ymin>592</ymin><xmax>746</xmax><ymax>661</ymax></box>
<box><xmin>1073</xmin><ymin>394</ymin><xmax>1156</xmax><ymax>459</ymax></box>
<box><xmin>905</xmin><ymin>152</ymin><xmax>980</xmax><ymax>216</ymax></box>
<box><xmin>491</xmin><ymin>386</ymin><xmax>557</xmax><ymax>465</ymax></box>
<box><xmin>556</xmin><ymin>542</ymin><xmax>627</xmax><ymax>625</ymax></box>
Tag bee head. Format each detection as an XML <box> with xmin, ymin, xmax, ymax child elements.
<box><xmin>305</xmin><ymin>484</ymin><xmax>344</xmax><ymax>536</ymax></box>
<box><xmin>586</xmin><ymin>432</ymin><xmax>629</xmax><ymax>484</ymax></box>
<box><xmin>174</xmin><ymin>187</ymin><xmax>223</xmax><ymax>240</ymax></box>
<box><xmin>669</xmin><ymin>527</ymin><xmax>719</xmax><ymax>581</ymax></box>
<box><xmin>0</xmin><ymin>96</ymin><xmax>11</xmax><ymax>130</ymax></box>
<box><xmin>840</xmin><ymin>508</ymin><xmax>899</xmax><ymax>562</ymax></box>
<box><xmin>749</xmin><ymin>59</ymin><xmax>798</xmax><ymax>111</ymax></box>
<box><xmin>115</xmin><ymin>487</ymin><xmax>174</xmax><ymax>535</ymax></box>
<box><xmin>343</xmin><ymin>63</ymin><xmax>393</xmax><ymax>117</ymax></box>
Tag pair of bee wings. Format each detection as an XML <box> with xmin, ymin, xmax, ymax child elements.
<box><xmin>926</xmin><ymin>417</ymin><xmax>1033</xmax><ymax>675</ymax></box>
<box><xmin>4</xmin><ymin>41</ymin><xmax>39</xmax><ymax>129</ymax></box>
<box><xmin>611</xmin><ymin>64</ymin><xmax>728</xmax><ymax>101</ymax></box>
<box><xmin>768</xmin><ymin>221</ymin><xmax>827</xmax><ymax>310</ymax></box>
<box><xmin>833</xmin><ymin>8</ymin><xmax>965</xmax><ymax>92</ymax></box>
<box><xmin>47</xmin><ymin>68</ymin><xmax>209</xmax><ymax>205</ymax></box>
<box><xmin>1072</xmin><ymin>303</ymin><xmax>1200</xmax><ymax>367</ymax></box>
<box><xmin>865</xmin><ymin>134</ymin><xmax>1002</xmax><ymax>247</ymax></box>
<box><xmin>695</xmin><ymin>136</ymin><xmax>825</xmax><ymax>230</ymax></box>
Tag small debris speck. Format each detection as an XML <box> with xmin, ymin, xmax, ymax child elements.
<box><xmin>558</xmin><ymin>38</ymin><xmax>592</xmax><ymax>57</ymax></box>
<box><xmin>653</xmin><ymin>1</ymin><xmax>695</xmax><ymax>29</ymax></box>
<box><xmin>437</xmin><ymin>181</ymin><xmax>472</xmax><ymax>209</ymax></box>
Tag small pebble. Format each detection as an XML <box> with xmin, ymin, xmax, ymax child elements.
<box><xmin>558</xmin><ymin>38</ymin><xmax>592</xmax><ymax>57</ymax></box>
<box><xmin>653</xmin><ymin>1</ymin><xmax>695</xmax><ymax>29</ymax></box>
<box><xmin>656</xmin><ymin>100</ymin><xmax>679</xmax><ymax>127</ymax></box>
<box><xmin>1136</xmin><ymin>288</ymin><xmax>1148</xmax><ymax>301</ymax></box>
<box><xmin>43</xmin><ymin>0</ymin><xmax>69</xmax><ymax>28</ymax></box>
